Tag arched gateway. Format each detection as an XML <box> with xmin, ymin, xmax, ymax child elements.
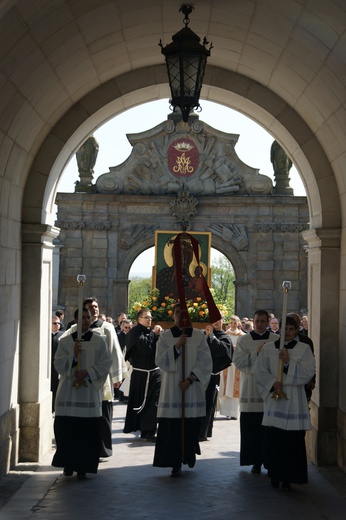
<box><xmin>55</xmin><ymin>116</ymin><xmax>309</xmax><ymax>323</ymax></box>
<box><xmin>1</xmin><ymin>1</ymin><xmax>345</xmax><ymax>482</ymax></box>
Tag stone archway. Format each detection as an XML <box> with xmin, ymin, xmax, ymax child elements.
<box><xmin>34</xmin><ymin>66</ymin><xmax>340</xmax><ymax>229</ymax></box>
<box><xmin>19</xmin><ymin>69</ymin><xmax>341</xmax><ymax>471</ymax></box>
<box><xmin>1</xmin><ymin>0</ymin><xmax>346</xmax><ymax>482</ymax></box>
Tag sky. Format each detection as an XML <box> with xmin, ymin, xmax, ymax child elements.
<box><xmin>58</xmin><ymin>99</ymin><xmax>306</xmax><ymax>277</ymax></box>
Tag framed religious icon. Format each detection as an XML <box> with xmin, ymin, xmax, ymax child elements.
<box><xmin>153</xmin><ymin>231</ymin><xmax>211</xmax><ymax>302</ymax></box>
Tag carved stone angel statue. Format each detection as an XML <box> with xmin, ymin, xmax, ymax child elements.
<box><xmin>75</xmin><ymin>136</ymin><xmax>99</xmax><ymax>191</ymax></box>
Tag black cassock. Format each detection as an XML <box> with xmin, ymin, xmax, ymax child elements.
<box><xmin>123</xmin><ymin>323</ymin><xmax>161</xmax><ymax>438</ymax></box>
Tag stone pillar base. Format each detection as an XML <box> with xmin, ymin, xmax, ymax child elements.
<box><xmin>306</xmin><ymin>400</ymin><xmax>338</xmax><ymax>466</ymax></box>
<box><xmin>0</xmin><ymin>407</ymin><xmax>19</xmax><ymax>477</ymax></box>
<box><xmin>337</xmin><ymin>408</ymin><xmax>346</xmax><ymax>473</ymax></box>
<box><xmin>19</xmin><ymin>396</ymin><xmax>53</xmax><ymax>463</ymax></box>
<box><xmin>74</xmin><ymin>183</ymin><xmax>95</xmax><ymax>193</ymax></box>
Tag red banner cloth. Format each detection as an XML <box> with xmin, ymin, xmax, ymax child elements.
<box><xmin>172</xmin><ymin>233</ymin><xmax>221</xmax><ymax>326</ymax></box>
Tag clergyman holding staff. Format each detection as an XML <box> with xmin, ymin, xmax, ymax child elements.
<box><xmin>256</xmin><ymin>315</ymin><xmax>315</xmax><ymax>491</ymax></box>
<box><xmin>153</xmin><ymin>302</ymin><xmax>212</xmax><ymax>477</ymax></box>
<box><xmin>52</xmin><ymin>307</ymin><xmax>112</xmax><ymax>479</ymax></box>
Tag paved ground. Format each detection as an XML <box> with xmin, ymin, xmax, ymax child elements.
<box><xmin>1</xmin><ymin>402</ymin><xmax>346</xmax><ymax>520</ymax></box>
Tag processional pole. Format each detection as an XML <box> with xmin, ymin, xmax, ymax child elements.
<box><xmin>171</xmin><ymin>231</ymin><xmax>221</xmax><ymax>464</ymax></box>
<box><xmin>72</xmin><ymin>274</ymin><xmax>87</xmax><ymax>389</ymax></box>
<box><xmin>171</xmin><ymin>232</ymin><xmax>192</xmax><ymax>463</ymax></box>
<box><xmin>271</xmin><ymin>280</ymin><xmax>291</xmax><ymax>400</ymax></box>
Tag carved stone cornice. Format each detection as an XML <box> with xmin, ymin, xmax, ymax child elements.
<box><xmin>22</xmin><ymin>224</ymin><xmax>61</xmax><ymax>247</ymax></box>
<box><xmin>302</xmin><ymin>227</ymin><xmax>341</xmax><ymax>249</ymax></box>
<box><xmin>252</xmin><ymin>223</ymin><xmax>309</xmax><ymax>233</ymax></box>
<box><xmin>55</xmin><ymin>221</ymin><xmax>111</xmax><ymax>230</ymax></box>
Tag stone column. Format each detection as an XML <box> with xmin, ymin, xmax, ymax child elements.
<box><xmin>113</xmin><ymin>278</ymin><xmax>130</xmax><ymax>318</ymax></box>
<box><xmin>302</xmin><ymin>227</ymin><xmax>341</xmax><ymax>466</ymax></box>
<box><xmin>233</xmin><ymin>279</ymin><xmax>251</xmax><ymax>318</ymax></box>
<box><xmin>52</xmin><ymin>238</ymin><xmax>63</xmax><ymax>310</ymax></box>
<box><xmin>20</xmin><ymin>224</ymin><xmax>60</xmax><ymax>462</ymax></box>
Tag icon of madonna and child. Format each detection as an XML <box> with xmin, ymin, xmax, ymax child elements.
<box><xmin>153</xmin><ymin>231</ymin><xmax>211</xmax><ymax>304</ymax></box>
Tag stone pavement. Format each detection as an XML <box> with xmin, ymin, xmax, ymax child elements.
<box><xmin>1</xmin><ymin>402</ymin><xmax>346</xmax><ymax>520</ymax></box>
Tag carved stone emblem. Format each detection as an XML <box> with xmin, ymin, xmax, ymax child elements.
<box><xmin>170</xmin><ymin>189</ymin><xmax>198</xmax><ymax>231</ymax></box>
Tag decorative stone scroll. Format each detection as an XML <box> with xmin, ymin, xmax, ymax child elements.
<box><xmin>209</xmin><ymin>224</ymin><xmax>248</xmax><ymax>251</ymax></box>
<box><xmin>119</xmin><ymin>225</ymin><xmax>156</xmax><ymax>250</ymax></box>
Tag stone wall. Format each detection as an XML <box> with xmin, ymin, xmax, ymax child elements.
<box><xmin>55</xmin><ymin>192</ymin><xmax>309</xmax><ymax>322</ymax></box>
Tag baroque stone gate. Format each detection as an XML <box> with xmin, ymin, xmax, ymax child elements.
<box><xmin>55</xmin><ymin>116</ymin><xmax>309</xmax><ymax>322</ymax></box>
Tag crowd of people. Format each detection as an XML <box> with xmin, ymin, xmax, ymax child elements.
<box><xmin>51</xmin><ymin>304</ymin><xmax>314</xmax><ymax>490</ymax></box>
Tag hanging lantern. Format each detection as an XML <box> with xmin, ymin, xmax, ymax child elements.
<box><xmin>159</xmin><ymin>4</ymin><xmax>212</xmax><ymax>122</ymax></box>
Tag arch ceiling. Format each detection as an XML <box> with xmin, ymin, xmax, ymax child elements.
<box><xmin>0</xmin><ymin>0</ymin><xmax>345</xmax><ymax>229</ymax></box>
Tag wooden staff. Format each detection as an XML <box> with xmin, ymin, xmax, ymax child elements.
<box><xmin>180</xmin><ymin>311</ymin><xmax>191</xmax><ymax>463</ymax></box>
<box><xmin>272</xmin><ymin>280</ymin><xmax>291</xmax><ymax>400</ymax></box>
<box><xmin>72</xmin><ymin>274</ymin><xmax>86</xmax><ymax>389</ymax></box>
<box><xmin>181</xmin><ymin>325</ymin><xmax>186</xmax><ymax>463</ymax></box>
<box><xmin>171</xmin><ymin>233</ymin><xmax>192</xmax><ymax>464</ymax></box>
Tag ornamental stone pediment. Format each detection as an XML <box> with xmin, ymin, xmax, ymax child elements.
<box><xmin>96</xmin><ymin>118</ymin><xmax>273</xmax><ymax>196</ymax></box>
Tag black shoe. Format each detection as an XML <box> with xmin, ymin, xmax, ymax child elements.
<box><xmin>63</xmin><ymin>468</ymin><xmax>73</xmax><ymax>476</ymax></box>
<box><xmin>77</xmin><ymin>472</ymin><xmax>87</xmax><ymax>480</ymax></box>
<box><xmin>270</xmin><ymin>478</ymin><xmax>279</xmax><ymax>488</ymax></box>
<box><xmin>171</xmin><ymin>466</ymin><xmax>182</xmax><ymax>477</ymax></box>
<box><xmin>199</xmin><ymin>436</ymin><xmax>208</xmax><ymax>442</ymax></box>
<box><xmin>251</xmin><ymin>465</ymin><xmax>261</xmax><ymax>474</ymax></box>
<box><xmin>282</xmin><ymin>481</ymin><xmax>292</xmax><ymax>491</ymax></box>
<box><xmin>188</xmin><ymin>453</ymin><xmax>196</xmax><ymax>468</ymax></box>
<box><xmin>146</xmin><ymin>436</ymin><xmax>156</xmax><ymax>442</ymax></box>
<box><xmin>141</xmin><ymin>430</ymin><xmax>156</xmax><ymax>440</ymax></box>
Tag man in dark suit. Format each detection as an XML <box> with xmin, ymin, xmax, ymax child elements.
<box><xmin>51</xmin><ymin>315</ymin><xmax>64</xmax><ymax>412</ymax></box>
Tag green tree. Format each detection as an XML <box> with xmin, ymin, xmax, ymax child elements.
<box><xmin>211</xmin><ymin>256</ymin><xmax>235</xmax><ymax>313</ymax></box>
<box><xmin>128</xmin><ymin>276</ymin><xmax>151</xmax><ymax>314</ymax></box>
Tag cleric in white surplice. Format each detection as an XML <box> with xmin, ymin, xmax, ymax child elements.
<box><xmin>52</xmin><ymin>308</ymin><xmax>112</xmax><ymax>478</ymax></box>
<box><xmin>255</xmin><ymin>315</ymin><xmax>315</xmax><ymax>490</ymax></box>
<box><xmin>153</xmin><ymin>303</ymin><xmax>212</xmax><ymax>477</ymax></box>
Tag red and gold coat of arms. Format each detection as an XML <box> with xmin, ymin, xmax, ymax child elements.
<box><xmin>168</xmin><ymin>138</ymin><xmax>199</xmax><ymax>179</ymax></box>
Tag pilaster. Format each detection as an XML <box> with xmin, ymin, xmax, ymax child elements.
<box><xmin>302</xmin><ymin>227</ymin><xmax>341</xmax><ymax>466</ymax></box>
<box><xmin>20</xmin><ymin>224</ymin><xmax>59</xmax><ymax>461</ymax></box>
